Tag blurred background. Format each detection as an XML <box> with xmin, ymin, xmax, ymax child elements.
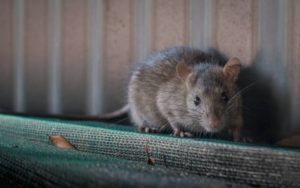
<box><xmin>0</xmin><ymin>0</ymin><xmax>299</xmax><ymax>141</ymax></box>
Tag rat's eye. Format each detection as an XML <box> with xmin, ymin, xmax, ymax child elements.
<box><xmin>194</xmin><ymin>96</ymin><xmax>201</xmax><ymax>106</ymax></box>
<box><xmin>221</xmin><ymin>91</ymin><xmax>229</xmax><ymax>103</ymax></box>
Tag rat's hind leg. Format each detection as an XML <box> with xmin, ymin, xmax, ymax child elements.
<box><xmin>130</xmin><ymin>107</ymin><xmax>146</xmax><ymax>130</ymax></box>
<box><xmin>130</xmin><ymin>107</ymin><xmax>161</xmax><ymax>133</ymax></box>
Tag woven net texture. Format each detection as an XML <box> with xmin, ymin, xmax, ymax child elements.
<box><xmin>0</xmin><ymin>114</ymin><xmax>299</xmax><ymax>188</ymax></box>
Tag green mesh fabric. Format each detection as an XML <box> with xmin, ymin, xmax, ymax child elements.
<box><xmin>0</xmin><ymin>114</ymin><xmax>299</xmax><ymax>187</ymax></box>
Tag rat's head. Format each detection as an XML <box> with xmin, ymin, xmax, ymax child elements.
<box><xmin>176</xmin><ymin>58</ymin><xmax>241</xmax><ymax>133</ymax></box>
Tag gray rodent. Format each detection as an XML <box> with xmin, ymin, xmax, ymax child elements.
<box><xmin>128</xmin><ymin>47</ymin><xmax>243</xmax><ymax>141</ymax></box>
<box><xmin>0</xmin><ymin>46</ymin><xmax>243</xmax><ymax>141</ymax></box>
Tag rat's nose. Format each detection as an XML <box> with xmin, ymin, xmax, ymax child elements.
<box><xmin>208</xmin><ymin>115</ymin><xmax>220</xmax><ymax>129</ymax></box>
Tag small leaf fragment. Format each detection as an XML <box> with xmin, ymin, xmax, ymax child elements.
<box><xmin>49</xmin><ymin>135</ymin><xmax>75</xmax><ymax>149</ymax></box>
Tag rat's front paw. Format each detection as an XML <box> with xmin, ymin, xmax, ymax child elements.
<box><xmin>171</xmin><ymin>129</ymin><xmax>193</xmax><ymax>137</ymax></box>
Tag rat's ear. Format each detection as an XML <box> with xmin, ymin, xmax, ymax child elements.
<box><xmin>223</xmin><ymin>57</ymin><xmax>241</xmax><ymax>81</ymax></box>
<box><xmin>176</xmin><ymin>62</ymin><xmax>191</xmax><ymax>81</ymax></box>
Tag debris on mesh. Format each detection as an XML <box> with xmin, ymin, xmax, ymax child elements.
<box><xmin>144</xmin><ymin>141</ymin><xmax>155</xmax><ymax>165</ymax></box>
<box><xmin>49</xmin><ymin>135</ymin><xmax>76</xmax><ymax>149</ymax></box>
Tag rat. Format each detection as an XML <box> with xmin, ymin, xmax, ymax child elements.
<box><xmin>0</xmin><ymin>46</ymin><xmax>243</xmax><ymax>141</ymax></box>
<box><xmin>128</xmin><ymin>47</ymin><xmax>243</xmax><ymax>141</ymax></box>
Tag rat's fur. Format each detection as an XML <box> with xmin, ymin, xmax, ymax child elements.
<box><xmin>128</xmin><ymin>47</ymin><xmax>243</xmax><ymax>140</ymax></box>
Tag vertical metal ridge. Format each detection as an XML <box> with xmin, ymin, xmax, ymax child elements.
<box><xmin>277</xmin><ymin>0</ymin><xmax>291</xmax><ymax>133</ymax></box>
<box><xmin>0</xmin><ymin>0</ymin><xmax>14</xmax><ymax>110</ymax></box>
<box><xmin>86</xmin><ymin>0</ymin><xmax>104</xmax><ymax>115</ymax></box>
<box><xmin>282</xmin><ymin>0</ymin><xmax>298</xmax><ymax>131</ymax></box>
<box><xmin>204</xmin><ymin>0</ymin><xmax>216</xmax><ymax>48</ymax></box>
<box><xmin>189</xmin><ymin>0</ymin><xmax>216</xmax><ymax>49</ymax></box>
<box><xmin>184</xmin><ymin>0</ymin><xmax>190</xmax><ymax>46</ymax></box>
<box><xmin>150</xmin><ymin>0</ymin><xmax>157</xmax><ymax>51</ymax></box>
<box><xmin>14</xmin><ymin>0</ymin><xmax>25</xmax><ymax>112</ymax></box>
<box><xmin>289</xmin><ymin>0</ymin><xmax>300</xmax><ymax>130</ymax></box>
<box><xmin>256</xmin><ymin>0</ymin><xmax>262</xmax><ymax>54</ymax></box>
<box><xmin>258</xmin><ymin>0</ymin><xmax>289</xmax><ymax>77</ymax></box>
<box><xmin>257</xmin><ymin>0</ymin><xmax>277</xmax><ymax>69</ymax></box>
<box><xmin>189</xmin><ymin>0</ymin><xmax>205</xmax><ymax>48</ymax></box>
<box><xmin>134</xmin><ymin>0</ymin><xmax>152</xmax><ymax>63</ymax></box>
<box><xmin>189</xmin><ymin>0</ymin><xmax>217</xmax><ymax>49</ymax></box>
<box><xmin>250</xmin><ymin>0</ymin><xmax>259</xmax><ymax>62</ymax></box>
<box><xmin>277</xmin><ymin>0</ymin><xmax>289</xmax><ymax>67</ymax></box>
<box><xmin>48</xmin><ymin>0</ymin><xmax>61</xmax><ymax>114</ymax></box>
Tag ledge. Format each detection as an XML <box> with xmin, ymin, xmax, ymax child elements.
<box><xmin>0</xmin><ymin>114</ymin><xmax>299</xmax><ymax>187</ymax></box>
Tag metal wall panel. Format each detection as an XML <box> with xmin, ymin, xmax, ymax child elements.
<box><xmin>102</xmin><ymin>0</ymin><xmax>134</xmax><ymax>112</ymax></box>
<box><xmin>61</xmin><ymin>0</ymin><xmax>87</xmax><ymax>114</ymax></box>
<box><xmin>151</xmin><ymin>0</ymin><xmax>189</xmax><ymax>51</ymax></box>
<box><xmin>25</xmin><ymin>0</ymin><xmax>48</xmax><ymax>113</ymax></box>
<box><xmin>0</xmin><ymin>0</ymin><xmax>299</xmax><ymax>137</ymax></box>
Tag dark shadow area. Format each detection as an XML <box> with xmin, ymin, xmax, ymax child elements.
<box><xmin>237</xmin><ymin>57</ymin><xmax>291</xmax><ymax>144</ymax></box>
<box><xmin>238</xmin><ymin>66</ymin><xmax>279</xmax><ymax>143</ymax></box>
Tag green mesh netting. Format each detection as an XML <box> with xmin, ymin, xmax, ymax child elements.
<box><xmin>0</xmin><ymin>114</ymin><xmax>299</xmax><ymax>187</ymax></box>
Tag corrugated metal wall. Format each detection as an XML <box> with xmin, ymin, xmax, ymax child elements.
<box><xmin>0</xmin><ymin>0</ymin><xmax>299</xmax><ymax>137</ymax></box>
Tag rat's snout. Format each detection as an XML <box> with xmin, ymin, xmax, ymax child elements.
<box><xmin>207</xmin><ymin>114</ymin><xmax>220</xmax><ymax>129</ymax></box>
